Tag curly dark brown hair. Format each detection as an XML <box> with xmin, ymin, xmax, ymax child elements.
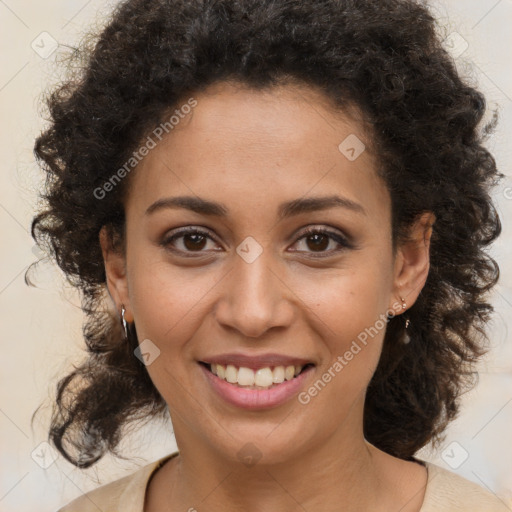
<box><xmin>28</xmin><ymin>0</ymin><xmax>503</xmax><ymax>469</ymax></box>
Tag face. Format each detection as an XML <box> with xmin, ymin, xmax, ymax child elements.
<box><xmin>101</xmin><ymin>80</ymin><xmax>432</xmax><ymax>466</ymax></box>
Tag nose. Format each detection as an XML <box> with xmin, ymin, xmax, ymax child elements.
<box><xmin>213</xmin><ymin>248</ymin><xmax>295</xmax><ymax>339</ymax></box>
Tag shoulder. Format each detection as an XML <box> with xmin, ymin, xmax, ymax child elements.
<box><xmin>56</xmin><ymin>452</ymin><xmax>179</xmax><ymax>512</ymax></box>
<box><xmin>420</xmin><ymin>461</ymin><xmax>512</xmax><ymax>512</ymax></box>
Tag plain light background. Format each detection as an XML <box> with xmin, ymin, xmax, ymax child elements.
<box><xmin>1</xmin><ymin>1</ymin><xmax>511</xmax><ymax>511</ymax></box>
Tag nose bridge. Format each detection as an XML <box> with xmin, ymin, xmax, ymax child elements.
<box><xmin>215</xmin><ymin>241</ymin><xmax>291</xmax><ymax>338</ymax></box>
<box><xmin>236</xmin><ymin>245</ymin><xmax>274</xmax><ymax>301</ymax></box>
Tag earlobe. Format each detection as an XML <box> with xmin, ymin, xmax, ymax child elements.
<box><xmin>390</xmin><ymin>212</ymin><xmax>436</xmax><ymax>311</ymax></box>
<box><xmin>99</xmin><ymin>226</ymin><xmax>132</xmax><ymax>322</ymax></box>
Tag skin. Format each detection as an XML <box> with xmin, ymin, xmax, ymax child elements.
<box><xmin>100</xmin><ymin>80</ymin><xmax>435</xmax><ymax>512</ymax></box>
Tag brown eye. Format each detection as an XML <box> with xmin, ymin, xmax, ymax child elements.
<box><xmin>304</xmin><ymin>233</ymin><xmax>330</xmax><ymax>252</ymax></box>
<box><xmin>182</xmin><ymin>233</ymin><xmax>208</xmax><ymax>251</ymax></box>
<box><xmin>291</xmin><ymin>226</ymin><xmax>352</xmax><ymax>257</ymax></box>
<box><xmin>161</xmin><ymin>225</ymin><xmax>352</xmax><ymax>258</ymax></box>
<box><xmin>161</xmin><ymin>227</ymin><xmax>220</xmax><ymax>255</ymax></box>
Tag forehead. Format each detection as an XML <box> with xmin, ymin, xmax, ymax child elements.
<box><xmin>126</xmin><ymin>80</ymin><xmax>390</xmax><ymax>224</ymax></box>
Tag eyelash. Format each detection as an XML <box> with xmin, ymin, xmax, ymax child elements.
<box><xmin>161</xmin><ymin>225</ymin><xmax>353</xmax><ymax>258</ymax></box>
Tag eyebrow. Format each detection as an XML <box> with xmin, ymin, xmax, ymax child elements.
<box><xmin>145</xmin><ymin>194</ymin><xmax>367</xmax><ymax>219</ymax></box>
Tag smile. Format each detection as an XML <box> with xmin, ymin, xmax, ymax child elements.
<box><xmin>200</xmin><ymin>362</ymin><xmax>314</xmax><ymax>389</ymax></box>
<box><xmin>198</xmin><ymin>361</ymin><xmax>316</xmax><ymax>410</ymax></box>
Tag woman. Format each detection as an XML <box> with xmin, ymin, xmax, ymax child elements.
<box><xmin>29</xmin><ymin>0</ymin><xmax>510</xmax><ymax>510</ymax></box>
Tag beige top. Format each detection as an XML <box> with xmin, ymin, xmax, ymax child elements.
<box><xmin>57</xmin><ymin>451</ymin><xmax>511</xmax><ymax>511</ymax></box>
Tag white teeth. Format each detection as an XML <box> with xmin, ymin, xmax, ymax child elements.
<box><xmin>205</xmin><ymin>363</ymin><xmax>306</xmax><ymax>388</ymax></box>
<box><xmin>225</xmin><ymin>364</ymin><xmax>238</xmax><ymax>383</ymax></box>
<box><xmin>255</xmin><ymin>367</ymin><xmax>273</xmax><ymax>387</ymax></box>
<box><xmin>272</xmin><ymin>366</ymin><xmax>285</xmax><ymax>383</ymax></box>
<box><xmin>216</xmin><ymin>364</ymin><xmax>225</xmax><ymax>379</ymax></box>
<box><xmin>237</xmin><ymin>367</ymin><xmax>255</xmax><ymax>386</ymax></box>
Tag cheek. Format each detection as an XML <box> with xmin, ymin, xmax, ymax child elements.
<box><xmin>288</xmin><ymin>254</ymin><xmax>392</xmax><ymax>388</ymax></box>
<box><xmin>298</xmin><ymin>286</ymin><xmax>387</xmax><ymax>417</ymax></box>
<box><xmin>288</xmin><ymin>253</ymin><xmax>393</xmax><ymax>336</ymax></box>
<box><xmin>127</xmin><ymin>257</ymin><xmax>220</xmax><ymax>347</ymax></box>
<box><xmin>126</xmin><ymin>260</ymin><xmax>219</xmax><ymax>403</ymax></box>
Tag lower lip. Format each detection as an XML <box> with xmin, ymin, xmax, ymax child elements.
<box><xmin>199</xmin><ymin>363</ymin><xmax>315</xmax><ymax>410</ymax></box>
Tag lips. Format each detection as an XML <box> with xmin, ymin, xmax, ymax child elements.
<box><xmin>199</xmin><ymin>361</ymin><xmax>316</xmax><ymax>409</ymax></box>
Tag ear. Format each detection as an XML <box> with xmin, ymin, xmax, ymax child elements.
<box><xmin>99</xmin><ymin>225</ymin><xmax>134</xmax><ymax>323</ymax></box>
<box><xmin>389</xmin><ymin>211</ymin><xmax>436</xmax><ymax>312</ymax></box>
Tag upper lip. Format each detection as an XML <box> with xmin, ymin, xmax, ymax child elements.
<box><xmin>199</xmin><ymin>353</ymin><xmax>315</xmax><ymax>371</ymax></box>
